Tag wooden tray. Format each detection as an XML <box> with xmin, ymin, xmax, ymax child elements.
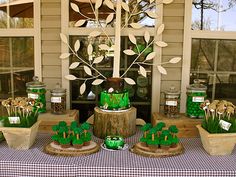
<box><xmin>130</xmin><ymin>142</ymin><xmax>184</xmax><ymax>158</ymax></box>
<box><xmin>44</xmin><ymin>141</ymin><xmax>100</xmax><ymax>156</ymax></box>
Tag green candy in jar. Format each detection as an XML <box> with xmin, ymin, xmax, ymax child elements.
<box><xmin>26</xmin><ymin>76</ymin><xmax>46</xmax><ymax>113</ymax></box>
<box><xmin>186</xmin><ymin>79</ymin><xmax>207</xmax><ymax>118</ymax></box>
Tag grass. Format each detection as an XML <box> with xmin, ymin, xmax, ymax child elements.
<box><xmin>202</xmin><ymin>116</ymin><xmax>236</xmax><ymax>134</ymax></box>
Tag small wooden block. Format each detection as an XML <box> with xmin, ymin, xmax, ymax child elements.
<box><xmin>38</xmin><ymin>110</ymin><xmax>79</xmax><ymax>133</ymax></box>
<box><xmin>152</xmin><ymin>113</ymin><xmax>202</xmax><ymax>138</ymax></box>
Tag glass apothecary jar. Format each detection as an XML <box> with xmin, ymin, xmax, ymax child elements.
<box><xmin>50</xmin><ymin>83</ymin><xmax>66</xmax><ymax>114</ymax></box>
<box><xmin>186</xmin><ymin>79</ymin><xmax>207</xmax><ymax>118</ymax></box>
<box><xmin>164</xmin><ymin>86</ymin><xmax>180</xmax><ymax>118</ymax></box>
<box><xmin>26</xmin><ymin>76</ymin><xmax>46</xmax><ymax>113</ymax></box>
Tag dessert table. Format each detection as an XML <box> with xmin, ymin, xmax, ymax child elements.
<box><xmin>0</xmin><ymin>129</ymin><xmax>236</xmax><ymax>177</ymax></box>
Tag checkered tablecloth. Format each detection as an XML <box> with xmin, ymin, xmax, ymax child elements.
<box><xmin>0</xmin><ymin>129</ymin><xmax>236</xmax><ymax>177</ymax></box>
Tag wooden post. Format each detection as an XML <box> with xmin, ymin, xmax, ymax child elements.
<box><xmin>93</xmin><ymin>107</ymin><xmax>137</xmax><ymax>138</ymax></box>
<box><xmin>112</xmin><ymin>0</ymin><xmax>122</xmax><ymax>78</ymax></box>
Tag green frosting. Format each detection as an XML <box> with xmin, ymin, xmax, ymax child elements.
<box><xmin>104</xmin><ymin>136</ymin><xmax>125</xmax><ymax>150</ymax></box>
<box><xmin>99</xmin><ymin>90</ymin><xmax>130</xmax><ymax>110</ymax></box>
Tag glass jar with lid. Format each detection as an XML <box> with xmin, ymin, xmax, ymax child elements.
<box><xmin>186</xmin><ymin>79</ymin><xmax>207</xmax><ymax>118</ymax></box>
<box><xmin>164</xmin><ymin>86</ymin><xmax>180</xmax><ymax>118</ymax></box>
<box><xmin>26</xmin><ymin>76</ymin><xmax>46</xmax><ymax>113</ymax></box>
<box><xmin>50</xmin><ymin>83</ymin><xmax>66</xmax><ymax>114</ymax></box>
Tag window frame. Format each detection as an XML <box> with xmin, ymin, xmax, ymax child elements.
<box><xmin>180</xmin><ymin>0</ymin><xmax>236</xmax><ymax>112</ymax></box>
<box><xmin>0</xmin><ymin>0</ymin><xmax>42</xmax><ymax>99</ymax></box>
<box><xmin>61</xmin><ymin>0</ymin><xmax>164</xmax><ymax>114</ymax></box>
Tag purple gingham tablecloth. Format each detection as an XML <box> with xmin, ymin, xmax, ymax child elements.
<box><xmin>0</xmin><ymin>129</ymin><xmax>236</xmax><ymax>177</ymax></box>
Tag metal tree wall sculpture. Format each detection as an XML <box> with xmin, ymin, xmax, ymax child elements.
<box><xmin>60</xmin><ymin>0</ymin><xmax>181</xmax><ymax>94</ymax></box>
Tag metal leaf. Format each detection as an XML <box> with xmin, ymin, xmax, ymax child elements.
<box><xmin>128</xmin><ymin>34</ymin><xmax>137</xmax><ymax>45</ymax></box>
<box><xmin>155</xmin><ymin>41</ymin><xmax>168</xmax><ymax>47</ymax></box>
<box><xmin>99</xmin><ymin>44</ymin><xmax>110</xmax><ymax>50</ymax></box>
<box><xmin>93</xmin><ymin>56</ymin><xmax>104</xmax><ymax>64</ymax></box>
<box><xmin>89</xmin><ymin>31</ymin><xmax>101</xmax><ymax>37</ymax></box>
<box><xmin>139</xmin><ymin>66</ymin><xmax>147</xmax><ymax>77</ymax></box>
<box><xmin>146</xmin><ymin>11</ymin><xmax>157</xmax><ymax>19</ymax></box>
<box><xmin>149</xmin><ymin>0</ymin><xmax>155</xmax><ymax>3</ymax></box>
<box><xmin>95</xmin><ymin>0</ymin><xmax>103</xmax><ymax>9</ymax></box>
<box><xmin>60</xmin><ymin>53</ymin><xmax>71</xmax><ymax>59</ymax></box>
<box><xmin>60</xmin><ymin>33</ymin><xmax>68</xmax><ymax>44</ymax></box>
<box><xmin>163</xmin><ymin>0</ymin><xmax>174</xmax><ymax>4</ymax></box>
<box><xmin>123</xmin><ymin>49</ymin><xmax>136</xmax><ymax>56</ymax></box>
<box><xmin>169</xmin><ymin>57</ymin><xmax>181</xmax><ymax>64</ymax></box>
<box><xmin>92</xmin><ymin>79</ymin><xmax>104</xmax><ymax>85</ymax></box>
<box><xmin>70</xmin><ymin>3</ymin><xmax>79</xmax><ymax>12</ymax></box>
<box><xmin>157</xmin><ymin>65</ymin><xmax>167</xmax><ymax>75</ymax></box>
<box><xmin>65</xmin><ymin>74</ymin><xmax>77</xmax><ymax>80</ymax></box>
<box><xmin>74</xmin><ymin>40</ymin><xmax>80</xmax><ymax>52</ymax></box>
<box><xmin>137</xmin><ymin>0</ymin><xmax>141</xmax><ymax>3</ymax></box>
<box><xmin>104</xmin><ymin>0</ymin><xmax>114</xmax><ymax>10</ymax></box>
<box><xmin>69</xmin><ymin>62</ymin><xmax>80</xmax><ymax>69</ymax></box>
<box><xmin>106</xmin><ymin>13</ymin><xmax>114</xmax><ymax>24</ymax></box>
<box><xmin>84</xmin><ymin>65</ymin><xmax>92</xmax><ymax>76</ymax></box>
<box><xmin>80</xmin><ymin>82</ymin><xmax>86</xmax><ymax>95</ymax></box>
<box><xmin>157</xmin><ymin>24</ymin><xmax>165</xmax><ymax>35</ymax></box>
<box><xmin>75</xmin><ymin>20</ymin><xmax>86</xmax><ymax>27</ymax></box>
<box><xmin>87</xmin><ymin>44</ymin><xmax>93</xmax><ymax>55</ymax></box>
<box><xmin>121</xmin><ymin>2</ymin><xmax>129</xmax><ymax>12</ymax></box>
<box><xmin>124</xmin><ymin>78</ymin><xmax>136</xmax><ymax>85</ymax></box>
<box><xmin>130</xmin><ymin>23</ymin><xmax>143</xmax><ymax>29</ymax></box>
<box><xmin>144</xmin><ymin>31</ymin><xmax>150</xmax><ymax>43</ymax></box>
<box><xmin>145</xmin><ymin>52</ymin><xmax>156</xmax><ymax>60</ymax></box>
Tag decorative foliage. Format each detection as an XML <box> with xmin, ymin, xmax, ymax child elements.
<box><xmin>200</xmin><ymin>100</ymin><xmax>236</xmax><ymax>133</ymax></box>
<box><xmin>1</xmin><ymin>97</ymin><xmax>42</xmax><ymax>127</ymax></box>
<box><xmin>61</xmin><ymin>0</ymin><xmax>181</xmax><ymax>94</ymax></box>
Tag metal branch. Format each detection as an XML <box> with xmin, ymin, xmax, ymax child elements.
<box><xmin>66</xmin><ymin>43</ymin><xmax>107</xmax><ymax>79</ymax></box>
<box><xmin>121</xmin><ymin>38</ymin><xmax>155</xmax><ymax>77</ymax></box>
<box><xmin>88</xmin><ymin>0</ymin><xmax>114</xmax><ymax>46</ymax></box>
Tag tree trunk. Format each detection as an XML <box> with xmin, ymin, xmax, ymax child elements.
<box><xmin>93</xmin><ymin>107</ymin><xmax>136</xmax><ymax>138</ymax></box>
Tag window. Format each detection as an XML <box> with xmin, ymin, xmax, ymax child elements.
<box><xmin>0</xmin><ymin>0</ymin><xmax>41</xmax><ymax>115</ymax></box>
<box><xmin>61</xmin><ymin>0</ymin><xmax>163</xmax><ymax>122</ymax></box>
<box><xmin>181</xmin><ymin>0</ymin><xmax>236</xmax><ymax>112</ymax></box>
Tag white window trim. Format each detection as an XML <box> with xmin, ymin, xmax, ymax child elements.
<box><xmin>0</xmin><ymin>0</ymin><xmax>41</xmax><ymax>79</ymax></box>
<box><xmin>180</xmin><ymin>0</ymin><xmax>236</xmax><ymax>113</ymax></box>
<box><xmin>61</xmin><ymin>0</ymin><xmax>164</xmax><ymax>113</ymax></box>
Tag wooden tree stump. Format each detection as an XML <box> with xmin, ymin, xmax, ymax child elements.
<box><xmin>93</xmin><ymin>107</ymin><xmax>137</xmax><ymax>138</ymax></box>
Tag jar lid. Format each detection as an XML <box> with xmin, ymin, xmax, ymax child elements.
<box><xmin>26</xmin><ymin>76</ymin><xmax>46</xmax><ymax>88</ymax></box>
<box><xmin>51</xmin><ymin>83</ymin><xmax>66</xmax><ymax>94</ymax></box>
<box><xmin>187</xmin><ymin>79</ymin><xmax>207</xmax><ymax>91</ymax></box>
<box><xmin>165</xmin><ymin>86</ymin><xmax>180</xmax><ymax>95</ymax></box>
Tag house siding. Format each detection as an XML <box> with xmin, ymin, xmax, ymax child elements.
<box><xmin>160</xmin><ymin>0</ymin><xmax>184</xmax><ymax>110</ymax></box>
<box><xmin>41</xmin><ymin>0</ymin><xmax>61</xmax><ymax>108</ymax></box>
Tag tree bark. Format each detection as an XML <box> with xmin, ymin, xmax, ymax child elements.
<box><xmin>93</xmin><ymin>107</ymin><xmax>136</xmax><ymax>138</ymax></box>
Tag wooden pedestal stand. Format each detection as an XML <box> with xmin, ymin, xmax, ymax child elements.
<box><xmin>130</xmin><ymin>142</ymin><xmax>184</xmax><ymax>158</ymax></box>
<box><xmin>93</xmin><ymin>107</ymin><xmax>137</xmax><ymax>138</ymax></box>
<box><xmin>44</xmin><ymin>141</ymin><xmax>100</xmax><ymax>156</ymax></box>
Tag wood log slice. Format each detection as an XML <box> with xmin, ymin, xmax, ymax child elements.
<box><xmin>44</xmin><ymin>141</ymin><xmax>100</xmax><ymax>156</ymax></box>
<box><xmin>130</xmin><ymin>142</ymin><xmax>184</xmax><ymax>158</ymax></box>
<box><xmin>93</xmin><ymin>107</ymin><xmax>136</xmax><ymax>138</ymax></box>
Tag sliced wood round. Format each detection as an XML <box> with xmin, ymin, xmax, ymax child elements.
<box><xmin>44</xmin><ymin>141</ymin><xmax>100</xmax><ymax>156</ymax></box>
<box><xmin>93</xmin><ymin>107</ymin><xmax>136</xmax><ymax>138</ymax></box>
<box><xmin>130</xmin><ymin>142</ymin><xmax>184</xmax><ymax>158</ymax></box>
